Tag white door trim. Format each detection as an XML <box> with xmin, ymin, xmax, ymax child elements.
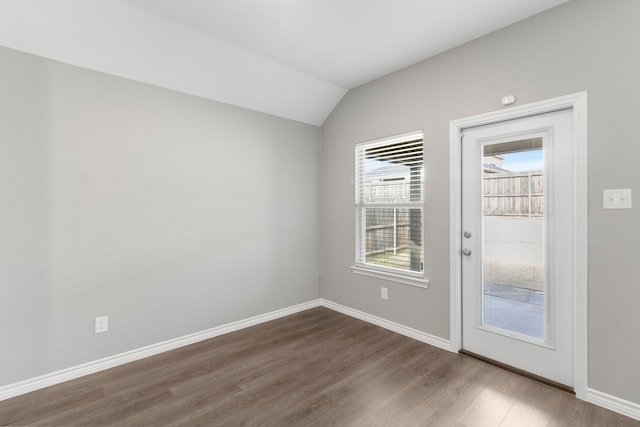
<box><xmin>449</xmin><ymin>92</ymin><xmax>588</xmax><ymax>399</ymax></box>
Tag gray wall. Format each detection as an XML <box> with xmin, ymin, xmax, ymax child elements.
<box><xmin>0</xmin><ymin>46</ymin><xmax>320</xmax><ymax>386</ymax></box>
<box><xmin>321</xmin><ymin>0</ymin><xmax>640</xmax><ymax>404</ymax></box>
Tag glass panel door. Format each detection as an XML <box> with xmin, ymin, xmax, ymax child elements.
<box><xmin>461</xmin><ymin>108</ymin><xmax>575</xmax><ymax>388</ymax></box>
<box><xmin>482</xmin><ymin>138</ymin><xmax>545</xmax><ymax>340</ymax></box>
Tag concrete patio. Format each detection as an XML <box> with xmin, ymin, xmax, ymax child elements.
<box><xmin>483</xmin><ymin>283</ymin><xmax>544</xmax><ymax>340</ymax></box>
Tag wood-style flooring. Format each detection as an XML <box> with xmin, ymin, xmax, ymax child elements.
<box><xmin>0</xmin><ymin>307</ymin><xmax>638</xmax><ymax>426</ymax></box>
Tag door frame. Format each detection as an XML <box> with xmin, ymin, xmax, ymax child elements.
<box><xmin>449</xmin><ymin>92</ymin><xmax>588</xmax><ymax>399</ymax></box>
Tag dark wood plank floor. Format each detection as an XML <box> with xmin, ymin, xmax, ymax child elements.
<box><xmin>1</xmin><ymin>307</ymin><xmax>638</xmax><ymax>426</ymax></box>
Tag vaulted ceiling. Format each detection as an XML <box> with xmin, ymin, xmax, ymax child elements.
<box><xmin>0</xmin><ymin>0</ymin><xmax>569</xmax><ymax>125</ymax></box>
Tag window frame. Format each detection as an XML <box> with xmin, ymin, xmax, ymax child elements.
<box><xmin>351</xmin><ymin>131</ymin><xmax>429</xmax><ymax>289</ymax></box>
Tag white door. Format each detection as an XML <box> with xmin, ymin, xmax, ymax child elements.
<box><xmin>461</xmin><ymin>109</ymin><xmax>574</xmax><ymax>388</ymax></box>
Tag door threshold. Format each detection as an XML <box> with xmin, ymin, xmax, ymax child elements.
<box><xmin>459</xmin><ymin>349</ymin><xmax>575</xmax><ymax>395</ymax></box>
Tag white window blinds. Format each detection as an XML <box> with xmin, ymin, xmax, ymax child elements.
<box><xmin>355</xmin><ymin>132</ymin><xmax>424</xmax><ymax>275</ymax></box>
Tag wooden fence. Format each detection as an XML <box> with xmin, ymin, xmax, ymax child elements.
<box><xmin>364</xmin><ymin>170</ymin><xmax>542</xmax><ymax>257</ymax></box>
<box><xmin>484</xmin><ymin>170</ymin><xmax>544</xmax><ymax>217</ymax></box>
<box><xmin>365</xmin><ymin>208</ymin><xmax>411</xmax><ymax>256</ymax></box>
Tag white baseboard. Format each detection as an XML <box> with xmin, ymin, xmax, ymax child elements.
<box><xmin>587</xmin><ymin>388</ymin><xmax>640</xmax><ymax>421</ymax></box>
<box><xmin>3</xmin><ymin>298</ymin><xmax>638</xmax><ymax>423</ymax></box>
<box><xmin>0</xmin><ymin>298</ymin><xmax>452</xmax><ymax>402</ymax></box>
<box><xmin>319</xmin><ymin>299</ymin><xmax>452</xmax><ymax>352</ymax></box>
<box><xmin>0</xmin><ymin>299</ymin><xmax>322</xmax><ymax>402</ymax></box>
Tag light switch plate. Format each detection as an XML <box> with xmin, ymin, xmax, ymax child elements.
<box><xmin>603</xmin><ymin>189</ymin><xmax>632</xmax><ymax>209</ymax></box>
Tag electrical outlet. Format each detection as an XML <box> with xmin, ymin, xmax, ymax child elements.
<box><xmin>381</xmin><ymin>287</ymin><xmax>388</xmax><ymax>300</ymax></box>
<box><xmin>603</xmin><ymin>189</ymin><xmax>632</xmax><ymax>209</ymax></box>
<box><xmin>94</xmin><ymin>316</ymin><xmax>109</xmax><ymax>334</ymax></box>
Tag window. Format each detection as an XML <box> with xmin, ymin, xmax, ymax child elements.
<box><xmin>353</xmin><ymin>131</ymin><xmax>426</xmax><ymax>286</ymax></box>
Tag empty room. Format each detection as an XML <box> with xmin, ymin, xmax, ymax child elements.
<box><xmin>1</xmin><ymin>0</ymin><xmax>639</xmax><ymax>425</ymax></box>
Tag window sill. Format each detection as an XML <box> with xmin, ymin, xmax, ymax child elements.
<box><xmin>351</xmin><ymin>265</ymin><xmax>429</xmax><ymax>289</ymax></box>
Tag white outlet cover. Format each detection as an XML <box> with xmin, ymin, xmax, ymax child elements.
<box><xmin>94</xmin><ymin>315</ymin><xmax>109</xmax><ymax>334</ymax></box>
<box><xmin>603</xmin><ymin>189</ymin><xmax>632</xmax><ymax>209</ymax></box>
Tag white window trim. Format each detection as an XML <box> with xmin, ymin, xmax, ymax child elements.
<box><xmin>353</xmin><ymin>130</ymin><xmax>427</xmax><ymax>288</ymax></box>
<box><xmin>351</xmin><ymin>265</ymin><xmax>429</xmax><ymax>289</ymax></box>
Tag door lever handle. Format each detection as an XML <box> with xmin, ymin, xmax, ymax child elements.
<box><xmin>462</xmin><ymin>248</ymin><xmax>472</xmax><ymax>256</ymax></box>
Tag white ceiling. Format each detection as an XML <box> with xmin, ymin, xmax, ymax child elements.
<box><xmin>0</xmin><ymin>0</ymin><xmax>569</xmax><ymax>125</ymax></box>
